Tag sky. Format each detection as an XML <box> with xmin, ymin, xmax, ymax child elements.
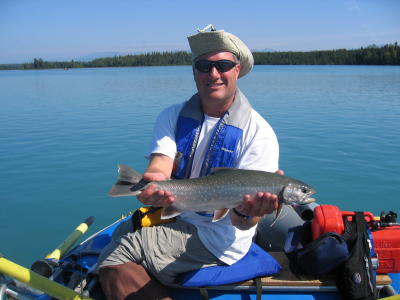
<box><xmin>0</xmin><ymin>0</ymin><xmax>399</xmax><ymax>64</ymax></box>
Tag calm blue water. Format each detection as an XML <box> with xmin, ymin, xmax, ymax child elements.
<box><xmin>1</xmin><ymin>65</ymin><xmax>399</xmax><ymax>267</ymax></box>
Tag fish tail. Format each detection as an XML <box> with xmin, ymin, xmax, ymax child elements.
<box><xmin>108</xmin><ymin>164</ymin><xmax>145</xmax><ymax>197</ymax></box>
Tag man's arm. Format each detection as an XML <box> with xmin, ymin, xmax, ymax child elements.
<box><xmin>136</xmin><ymin>153</ymin><xmax>175</xmax><ymax>207</ymax></box>
<box><xmin>145</xmin><ymin>153</ymin><xmax>174</xmax><ymax>178</ymax></box>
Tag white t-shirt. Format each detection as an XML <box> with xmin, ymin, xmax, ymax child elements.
<box><xmin>148</xmin><ymin>102</ymin><xmax>279</xmax><ymax>265</ymax></box>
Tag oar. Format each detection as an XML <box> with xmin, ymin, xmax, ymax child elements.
<box><xmin>0</xmin><ymin>254</ymin><xmax>93</xmax><ymax>300</ymax></box>
<box><xmin>31</xmin><ymin>216</ymin><xmax>95</xmax><ymax>277</ymax></box>
<box><xmin>46</xmin><ymin>216</ymin><xmax>95</xmax><ymax>260</ymax></box>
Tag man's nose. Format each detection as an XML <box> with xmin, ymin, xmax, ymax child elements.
<box><xmin>209</xmin><ymin>66</ymin><xmax>220</xmax><ymax>78</ymax></box>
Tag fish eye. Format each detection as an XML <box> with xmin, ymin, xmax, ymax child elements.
<box><xmin>301</xmin><ymin>187</ymin><xmax>309</xmax><ymax>193</ymax></box>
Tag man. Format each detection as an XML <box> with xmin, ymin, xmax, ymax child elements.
<box><xmin>98</xmin><ymin>25</ymin><xmax>281</xmax><ymax>300</ymax></box>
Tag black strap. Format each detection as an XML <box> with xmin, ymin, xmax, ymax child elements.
<box><xmin>355</xmin><ymin>211</ymin><xmax>367</xmax><ymax>233</ymax></box>
<box><xmin>254</xmin><ymin>277</ymin><xmax>262</xmax><ymax>300</ymax></box>
<box><xmin>131</xmin><ymin>208</ymin><xmax>144</xmax><ymax>232</ymax></box>
<box><xmin>199</xmin><ymin>288</ymin><xmax>209</xmax><ymax>300</ymax></box>
<box><xmin>341</xmin><ymin>212</ymin><xmax>366</xmax><ymax>246</ymax></box>
<box><xmin>131</xmin><ymin>206</ymin><xmax>162</xmax><ymax>231</ymax></box>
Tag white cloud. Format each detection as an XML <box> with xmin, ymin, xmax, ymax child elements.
<box><xmin>346</xmin><ymin>0</ymin><xmax>361</xmax><ymax>12</ymax></box>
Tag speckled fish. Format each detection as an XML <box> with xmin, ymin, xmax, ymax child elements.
<box><xmin>109</xmin><ymin>164</ymin><xmax>316</xmax><ymax>222</ymax></box>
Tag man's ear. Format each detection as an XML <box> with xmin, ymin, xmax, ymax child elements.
<box><xmin>235</xmin><ymin>63</ymin><xmax>241</xmax><ymax>79</ymax></box>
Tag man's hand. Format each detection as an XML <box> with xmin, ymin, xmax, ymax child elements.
<box><xmin>235</xmin><ymin>192</ymin><xmax>279</xmax><ymax>217</ymax></box>
<box><xmin>235</xmin><ymin>170</ymin><xmax>284</xmax><ymax>217</ymax></box>
<box><xmin>230</xmin><ymin>169</ymin><xmax>284</xmax><ymax>230</ymax></box>
<box><xmin>136</xmin><ymin>172</ymin><xmax>175</xmax><ymax>207</ymax></box>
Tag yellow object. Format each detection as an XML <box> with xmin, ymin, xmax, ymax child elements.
<box><xmin>0</xmin><ymin>256</ymin><xmax>92</xmax><ymax>300</ymax></box>
<box><xmin>380</xmin><ymin>295</ymin><xmax>400</xmax><ymax>300</ymax></box>
<box><xmin>139</xmin><ymin>207</ymin><xmax>175</xmax><ymax>228</ymax></box>
<box><xmin>45</xmin><ymin>217</ymin><xmax>94</xmax><ymax>260</ymax></box>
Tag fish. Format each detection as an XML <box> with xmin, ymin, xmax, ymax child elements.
<box><xmin>109</xmin><ymin>164</ymin><xmax>316</xmax><ymax>222</ymax></box>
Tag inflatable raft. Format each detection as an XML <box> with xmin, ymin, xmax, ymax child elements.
<box><xmin>1</xmin><ymin>204</ymin><xmax>399</xmax><ymax>300</ymax></box>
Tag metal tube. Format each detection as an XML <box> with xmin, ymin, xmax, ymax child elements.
<box><xmin>0</xmin><ymin>256</ymin><xmax>92</xmax><ymax>300</ymax></box>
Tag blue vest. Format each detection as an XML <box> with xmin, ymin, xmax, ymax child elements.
<box><xmin>172</xmin><ymin>89</ymin><xmax>252</xmax><ymax>179</ymax></box>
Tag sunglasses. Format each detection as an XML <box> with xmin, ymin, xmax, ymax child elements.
<box><xmin>194</xmin><ymin>59</ymin><xmax>237</xmax><ymax>73</ymax></box>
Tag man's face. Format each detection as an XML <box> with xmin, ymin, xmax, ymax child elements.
<box><xmin>193</xmin><ymin>51</ymin><xmax>241</xmax><ymax>105</ymax></box>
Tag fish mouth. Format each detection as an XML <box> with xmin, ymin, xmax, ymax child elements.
<box><xmin>291</xmin><ymin>196</ymin><xmax>316</xmax><ymax>207</ymax></box>
<box><xmin>300</xmin><ymin>189</ymin><xmax>317</xmax><ymax>204</ymax></box>
<box><xmin>303</xmin><ymin>197</ymin><xmax>316</xmax><ymax>204</ymax></box>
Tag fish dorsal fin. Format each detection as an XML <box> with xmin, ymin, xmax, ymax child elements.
<box><xmin>209</xmin><ymin>167</ymin><xmax>238</xmax><ymax>175</ymax></box>
<box><xmin>212</xmin><ymin>208</ymin><xmax>230</xmax><ymax>222</ymax></box>
<box><xmin>161</xmin><ymin>206</ymin><xmax>183</xmax><ymax>220</ymax></box>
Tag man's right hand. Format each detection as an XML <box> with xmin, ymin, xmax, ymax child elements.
<box><xmin>136</xmin><ymin>172</ymin><xmax>175</xmax><ymax>207</ymax></box>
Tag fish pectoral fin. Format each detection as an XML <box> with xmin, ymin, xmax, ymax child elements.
<box><xmin>161</xmin><ymin>206</ymin><xmax>183</xmax><ymax>219</ymax></box>
<box><xmin>269</xmin><ymin>203</ymin><xmax>283</xmax><ymax>227</ymax></box>
<box><xmin>212</xmin><ymin>208</ymin><xmax>230</xmax><ymax>222</ymax></box>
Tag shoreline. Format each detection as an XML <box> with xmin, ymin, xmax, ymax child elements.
<box><xmin>1</xmin><ymin>43</ymin><xmax>399</xmax><ymax>70</ymax></box>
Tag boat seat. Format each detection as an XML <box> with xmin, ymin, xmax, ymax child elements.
<box><xmin>175</xmin><ymin>251</ymin><xmax>392</xmax><ymax>290</ymax></box>
<box><xmin>171</xmin><ymin>251</ymin><xmax>393</xmax><ymax>300</ymax></box>
<box><xmin>177</xmin><ymin>242</ymin><xmax>281</xmax><ymax>287</ymax></box>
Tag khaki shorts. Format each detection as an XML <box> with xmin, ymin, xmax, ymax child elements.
<box><xmin>97</xmin><ymin>218</ymin><xmax>224</xmax><ymax>285</ymax></box>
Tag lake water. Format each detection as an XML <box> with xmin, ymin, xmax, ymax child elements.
<box><xmin>1</xmin><ymin>65</ymin><xmax>399</xmax><ymax>267</ymax></box>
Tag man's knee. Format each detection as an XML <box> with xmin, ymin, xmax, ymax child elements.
<box><xmin>99</xmin><ymin>262</ymin><xmax>171</xmax><ymax>300</ymax></box>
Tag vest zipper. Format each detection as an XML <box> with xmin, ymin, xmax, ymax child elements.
<box><xmin>184</xmin><ymin>119</ymin><xmax>203</xmax><ymax>179</ymax></box>
<box><xmin>200</xmin><ymin>115</ymin><xmax>226</xmax><ymax>177</ymax></box>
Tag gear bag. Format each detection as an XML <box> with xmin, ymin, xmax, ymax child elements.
<box><xmin>335</xmin><ymin>212</ymin><xmax>377</xmax><ymax>300</ymax></box>
<box><xmin>284</xmin><ymin>222</ymin><xmax>350</xmax><ymax>275</ymax></box>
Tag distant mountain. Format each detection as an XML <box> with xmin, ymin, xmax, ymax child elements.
<box><xmin>76</xmin><ymin>52</ymin><xmax>128</xmax><ymax>62</ymax></box>
<box><xmin>252</xmin><ymin>48</ymin><xmax>277</xmax><ymax>52</ymax></box>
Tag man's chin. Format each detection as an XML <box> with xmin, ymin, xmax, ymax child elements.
<box><xmin>199</xmin><ymin>88</ymin><xmax>236</xmax><ymax>104</ymax></box>
<box><xmin>205</xmin><ymin>95</ymin><xmax>228</xmax><ymax>103</ymax></box>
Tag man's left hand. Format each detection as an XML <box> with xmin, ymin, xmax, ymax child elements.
<box><xmin>235</xmin><ymin>192</ymin><xmax>279</xmax><ymax>217</ymax></box>
<box><xmin>234</xmin><ymin>169</ymin><xmax>284</xmax><ymax>218</ymax></box>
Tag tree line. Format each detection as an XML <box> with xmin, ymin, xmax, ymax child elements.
<box><xmin>0</xmin><ymin>43</ymin><xmax>398</xmax><ymax>70</ymax></box>
<box><xmin>253</xmin><ymin>43</ymin><xmax>399</xmax><ymax>65</ymax></box>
